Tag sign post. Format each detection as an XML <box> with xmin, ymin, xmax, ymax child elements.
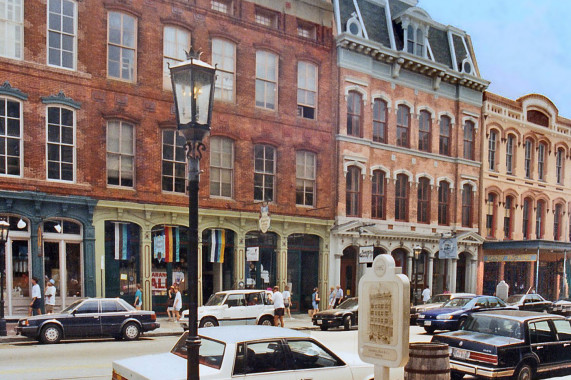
<box><xmin>358</xmin><ymin>254</ymin><xmax>410</xmax><ymax>380</ymax></box>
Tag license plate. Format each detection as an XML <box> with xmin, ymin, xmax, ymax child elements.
<box><xmin>452</xmin><ymin>348</ymin><xmax>469</xmax><ymax>359</ymax></box>
<box><xmin>424</xmin><ymin>321</ymin><xmax>432</xmax><ymax>326</ymax></box>
<box><xmin>316</xmin><ymin>320</ymin><xmax>322</xmax><ymax>325</ymax></box>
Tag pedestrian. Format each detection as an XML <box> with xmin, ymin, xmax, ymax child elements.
<box><xmin>134</xmin><ymin>283</ymin><xmax>143</xmax><ymax>310</ymax></box>
<box><xmin>311</xmin><ymin>287</ymin><xmax>320</xmax><ymax>317</ymax></box>
<box><xmin>45</xmin><ymin>279</ymin><xmax>56</xmax><ymax>314</ymax></box>
<box><xmin>328</xmin><ymin>287</ymin><xmax>336</xmax><ymax>309</ymax></box>
<box><xmin>282</xmin><ymin>285</ymin><xmax>292</xmax><ymax>320</ymax></box>
<box><xmin>173</xmin><ymin>285</ymin><xmax>182</xmax><ymax>321</ymax></box>
<box><xmin>334</xmin><ymin>285</ymin><xmax>343</xmax><ymax>308</ymax></box>
<box><xmin>422</xmin><ymin>286</ymin><xmax>431</xmax><ymax>304</ymax></box>
<box><xmin>29</xmin><ymin>277</ymin><xmax>42</xmax><ymax>316</ymax></box>
<box><xmin>166</xmin><ymin>285</ymin><xmax>175</xmax><ymax>321</ymax></box>
<box><xmin>272</xmin><ymin>286</ymin><xmax>285</xmax><ymax>327</ymax></box>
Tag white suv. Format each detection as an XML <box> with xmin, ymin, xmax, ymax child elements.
<box><xmin>180</xmin><ymin>289</ymin><xmax>275</xmax><ymax>330</ymax></box>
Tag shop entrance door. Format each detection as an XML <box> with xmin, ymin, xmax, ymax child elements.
<box><xmin>287</xmin><ymin>250</ymin><xmax>318</xmax><ymax>312</ymax></box>
<box><xmin>44</xmin><ymin>241</ymin><xmax>83</xmax><ymax>310</ymax></box>
<box><xmin>341</xmin><ymin>247</ymin><xmax>357</xmax><ymax>298</ymax></box>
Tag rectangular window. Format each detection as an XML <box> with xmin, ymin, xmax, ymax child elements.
<box><xmin>254</xmin><ymin>145</ymin><xmax>275</xmax><ymax>202</ymax></box>
<box><xmin>522</xmin><ymin>199</ymin><xmax>530</xmax><ymax>239</ymax></box>
<box><xmin>47</xmin><ymin>106</ymin><xmax>74</xmax><ymax>181</ymax></box>
<box><xmin>554</xmin><ymin>204</ymin><xmax>562</xmax><ymax>241</ymax></box>
<box><xmin>417</xmin><ymin>178</ymin><xmax>430</xmax><ymax>223</ymax></box>
<box><xmin>297</xmin><ymin>21</ymin><xmax>316</xmax><ymax>39</ymax></box>
<box><xmin>486</xmin><ymin>194</ymin><xmax>495</xmax><ymax>237</ymax></box>
<box><xmin>488</xmin><ymin>131</ymin><xmax>497</xmax><ymax>171</ymax></box>
<box><xmin>373</xmin><ymin>99</ymin><xmax>387</xmax><ymax>143</ymax></box>
<box><xmin>162</xmin><ymin>130</ymin><xmax>186</xmax><ymax>193</ymax></box>
<box><xmin>371</xmin><ymin>171</ymin><xmax>385</xmax><ymax>219</ymax></box>
<box><xmin>47</xmin><ymin>0</ymin><xmax>76</xmax><ymax>69</ymax></box>
<box><xmin>418</xmin><ymin>111</ymin><xmax>431</xmax><ymax>152</ymax></box>
<box><xmin>0</xmin><ymin>97</ymin><xmax>22</xmax><ymax>176</ymax></box>
<box><xmin>463</xmin><ymin>121</ymin><xmax>474</xmax><ymax>160</ymax></box>
<box><xmin>536</xmin><ymin>201</ymin><xmax>544</xmax><ymax>239</ymax></box>
<box><xmin>347</xmin><ymin>92</ymin><xmax>362</xmax><ymax>137</ymax></box>
<box><xmin>296</xmin><ymin>151</ymin><xmax>315</xmax><ymax>206</ymax></box>
<box><xmin>297</xmin><ymin>61</ymin><xmax>317</xmax><ymax>119</ymax></box>
<box><xmin>255</xmin><ymin>8</ymin><xmax>278</xmax><ymax>28</ymax></box>
<box><xmin>439</xmin><ymin>116</ymin><xmax>450</xmax><ymax>156</ymax></box>
<box><xmin>212</xmin><ymin>39</ymin><xmax>236</xmax><ymax>102</ymax></box>
<box><xmin>438</xmin><ymin>182</ymin><xmax>449</xmax><ymax>225</ymax></box>
<box><xmin>107</xmin><ymin>120</ymin><xmax>134</xmax><ymax>187</ymax></box>
<box><xmin>346</xmin><ymin>167</ymin><xmax>360</xmax><ymax>217</ymax></box>
<box><xmin>396</xmin><ymin>105</ymin><xmax>410</xmax><ymax>148</ymax></box>
<box><xmin>556</xmin><ymin>149</ymin><xmax>564</xmax><ymax>184</ymax></box>
<box><xmin>537</xmin><ymin>143</ymin><xmax>545</xmax><ymax>180</ymax></box>
<box><xmin>462</xmin><ymin>185</ymin><xmax>472</xmax><ymax>227</ymax></box>
<box><xmin>107</xmin><ymin>11</ymin><xmax>137</xmax><ymax>81</ymax></box>
<box><xmin>211</xmin><ymin>0</ymin><xmax>232</xmax><ymax>14</ymax></box>
<box><xmin>163</xmin><ymin>26</ymin><xmax>191</xmax><ymax>90</ymax></box>
<box><xmin>506</xmin><ymin>135</ymin><xmax>514</xmax><ymax>174</ymax></box>
<box><xmin>524</xmin><ymin>140</ymin><xmax>532</xmax><ymax>178</ymax></box>
<box><xmin>395</xmin><ymin>174</ymin><xmax>408</xmax><ymax>221</ymax></box>
<box><xmin>0</xmin><ymin>0</ymin><xmax>23</xmax><ymax>59</ymax></box>
<box><xmin>255</xmin><ymin>51</ymin><xmax>277</xmax><ymax>110</ymax></box>
<box><xmin>210</xmin><ymin>137</ymin><xmax>234</xmax><ymax>198</ymax></box>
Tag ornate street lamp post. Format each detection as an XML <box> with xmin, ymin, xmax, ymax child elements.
<box><xmin>413</xmin><ymin>245</ymin><xmax>422</xmax><ymax>306</ymax></box>
<box><xmin>0</xmin><ymin>218</ymin><xmax>10</xmax><ymax>336</ymax></box>
<box><xmin>169</xmin><ymin>48</ymin><xmax>216</xmax><ymax>380</ymax></box>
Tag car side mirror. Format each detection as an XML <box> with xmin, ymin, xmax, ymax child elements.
<box><xmin>72</xmin><ymin>309</ymin><xmax>77</xmax><ymax>316</ymax></box>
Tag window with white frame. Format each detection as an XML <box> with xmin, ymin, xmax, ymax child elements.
<box><xmin>210</xmin><ymin>136</ymin><xmax>234</xmax><ymax>198</ymax></box>
<box><xmin>211</xmin><ymin>0</ymin><xmax>232</xmax><ymax>14</ymax></box>
<box><xmin>522</xmin><ymin>197</ymin><xmax>531</xmax><ymax>240</ymax></box>
<box><xmin>212</xmin><ymin>39</ymin><xmax>236</xmax><ymax>102</ymax></box>
<box><xmin>488</xmin><ymin>130</ymin><xmax>497</xmax><ymax>171</ymax></box>
<box><xmin>297</xmin><ymin>61</ymin><xmax>317</xmax><ymax>119</ymax></box>
<box><xmin>296</xmin><ymin>151</ymin><xmax>315</xmax><ymax>206</ymax></box>
<box><xmin>0</xmin><ymin>97</ymin><xmax>22</xmax><ymax>176</ymax></box>
<box><xmin>504</xmin><ymin>196</ymin><xmax>513</xmax><ymax>239</ymax></box>
<box><xmin>47</xmin><ymin>0</ymin><xmax>76</xmax><ymax>69</ymax></box>
<box><xmin>255</xmin><ymin>8</ymin><xmax>278</xmax><ymax>28</ymax></box>
<box><xmin>556</xmin><ymin>148</ymin><xmax>564</xmax><ymax>184</ymax></box>
<box><xmin>524</xmin><ymin>139</ymin><xmax>533</xmax><ymax>178</ymax></box>
<box><xmin>255</xmin><ymin>51</ymin><xmax>277</xmax><ymax>110</ymax></box>
<box><xmin>163</xmin><ymin>26</ymin><xmax>191</xmax><ymax>90</ymax></box>
<box><xmin>417</xmin><ymin>177</ymin><xmax>430</xmax><ymax>223</ymax></box>
<box><xmin>254</xmin><ymin>145</ymin><xmax>275</xmax><ymax>202</ymax></box>
<box><xmin>346</xmin><ymin>166</ymin><xmax>361</xmax><ymax>217</ymax></box>
<box><xmin>107</xmin><ymin>11</ymin><xmax>137</xmax><ymax>81</ymax></box>
<box><xmin>162</xmin><ymin>130</ymin><xmax>186</xmax><ymax>193</ymax></box>
<box><xmin>47</xmin><ymin>106</ymin><xmax>74</xmax><ymax>181</ymax></box>
<box><xmin>107</xmin><ymin>120</ymin><xmax>134</xmax><ymax>187</ymax></box>
<box><xmin>406</xmin><ymin>25</ymin><xmax>424</xmax><ymax>56</ymax></box>
<box><xmin>537</xmin><ymin>142</ymin><xmax>546</xmax><ymax>181</ymax></box>
<box><xmin>506</xmin><ymin>134</ymin><xmax>514</xmax><ymax>174</ymax></box>
<box><xmin>0</xmin><ymin>0</ymin><xmax>23</xmax><ymax>59</ymax></box>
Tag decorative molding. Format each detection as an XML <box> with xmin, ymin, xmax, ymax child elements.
<box><xmin>0</xmin><ymin>81</ymin><xmax>28</xmax><ymax>101</ymax></box>
<box><xmin>41</xmin><ymin>91</ymin><xmax>82</xmax><ymax>110</ymax></box>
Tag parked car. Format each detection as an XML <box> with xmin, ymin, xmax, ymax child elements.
<box><xmin>410</xmin><ymin>293</ymin><xmax>475</xmax><ymax>323</ymax></box>
<box><xmin>16</xmin><ymin>297</ymin><xmax>159</xmax><ymax>344</ymax></box>
<box><xmin>550</xmin><ymin>297</ymin><xmax>571</xmax><ymax>316</ymax></box>
<box><xmin>416</xmin><ymin>295</ymin><xmax>515</xmax><ymax>334</ymax></box>
<box><xmin>505</xmin><ymin>293</ymin><xmax>552</xmax><ymax>312</ymax></box>
<box><xmin>312</xmin><ymin>297</ymin><xmax>358</xmax><ymax>331</ymax></box>
<box><xmin>112</xmin><ymin>326</ymin><xmax>374</xmax><ymax>380</ymax></box>
<box><xmin>180</xmin><ymin>289</ymin><xmax>274</xmax><ymax>330</ymax></box>
<box><xmin>432</xmin><ymin>310</ymin><xmax>571</xmax><ymax>380</ymax></box>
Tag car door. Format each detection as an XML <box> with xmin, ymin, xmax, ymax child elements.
<box><xmin>222</xmin><ymin>294</ymin><xmax>249</xmax><ymax>325</ymax></box>
<box><xmin>244</xmin><ymin>292</ymin><xmax>266</xmax><ymax>324</ymax></box>
<box><xmin>233</xmin><ymin>340</ymin><xmax>294</xmax><ymax>379</ymax></box>
<box><xmin>66</xmin><ymin>299</ymin><xmax>101</xmax><ymax>337</ymax></box>
<box><xmin>100</xmin><ymin>299</ymin><xmax>127</xmax><ymax>336</ymax></box>
<box><xmin>528</xmin><ymin>320</ymin><xmax>558</xmax><ymax>370</ymax></box>
<box><xmin>285</xmin><ymin>339</ymin><xmax>353</xmax><ymax>380</ymax></box>
<box><xmin>552</xmin><ymin>319</ymin><xmax>571</xmax><ymax>364</ymax></box>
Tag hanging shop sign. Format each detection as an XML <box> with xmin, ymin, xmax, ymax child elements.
<box><xmin>439</xmin><ymin>236</ymin><xmax>458</xmax><ymax>259</ymax></box>
<box><xmin>259</xmin><ymin>205</ymin><xmax>271</xmax><ymax>233</ymax></box>
<box><xmin>359</xmin><ymin>246</ymin><xmax>374</xmax><ymax>264</ymax></box>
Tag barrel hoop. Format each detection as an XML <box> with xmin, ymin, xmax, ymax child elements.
<box><xmin>409</xmin><ymin>344</ymin><xmax>448</xmax><ymax>350</ymax></box>
<box><xmin>405</xmin><ymin>368</ymin><xmax>451</xmax><ymax>375</ymax></box>
<box><xmin>408</xmin><ymin>353</ymin><xmax>450</xmax><ymax>359</ymax></box>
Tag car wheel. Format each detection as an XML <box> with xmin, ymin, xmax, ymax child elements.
<box><xmin>258</xmin><ymin>316</ymin><xmax>273</xmax><ymax>326</ymax></box>
<box><xmin>199</xmin><ymin>317</ymin><xmax>218</xmax><ymax>328</ymax></box>
<box><xmin>513</xmin><ymin>363</ymin><xmax>534</xmax><ymax>380</ymax></box>
<box><xmin>424</xmin><ymin>326</ymin><xmax>436</xmax><ymax>334</ymax></box>
<box><xmin>344</xmin><ymin>315</ymin><xmax>352</xmax><ymax>330</ymax></box>
<box><xmin>122</xmin><ymin>322</ymin><xmax>141</xmax><ymax>341</ymax></box>
<box><xmin>450</xmin><ymin>370</ymin><xmax>464</xmax><ymax>380</ymax></box>
<box><xmin>320</xmin><ymin>325</ymin><xmax>329</xmax><ymax>331</ymax></box>
<box><xmin>40</xmin><ymin>324</ymin><xmax>62</xmax><ymax>344</ymax></box>
<box><xmin>457</xmin><ymin>317</ymin><xmax>467</xmax><ymax>330</ymax></box>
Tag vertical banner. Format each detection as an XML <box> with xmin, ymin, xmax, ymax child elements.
<box><xmin>210</xmin><ymin>229</ymin><xmax>226</xmax><ymax>263</ymax></box>
<box><xmin>154</xmin><ymin>234</ymin><xmax>165</xmax><ymax>261</ymax></box>
<box><xmin>114</xmin><ymin>223</ymin><xmax>120</xmax><ymax>260</ymax></box>
<box><xmin>175</xmin><ymin>227</ymin><xmax>180</xmax><ymax>263</ymax></box>
<box><xmin>121</xmin><ymin>224</ymin><xmax>128</xmax><ymax>260</ymax></box>
<box><xmin>165</xmin><ymin>226</ymin><xmax>173</xmax><ymax>263</ymax></box>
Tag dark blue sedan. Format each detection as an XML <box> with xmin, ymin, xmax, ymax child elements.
<box><xmin>416</xmin><ymin>295</ymin><xmax>514</xmax><ymax>334</ymax></box>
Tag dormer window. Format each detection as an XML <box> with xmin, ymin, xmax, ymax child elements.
<box><xmin>406</xmin><ymin>25</ymin><xmax>424</xmax><ymax>57</ymax></box>
<box><xmin>297</xmin><ymin>20</ymin><xmax>316</xmax><ymax>40</ymax></box>
<box><xmin>255</xmin><ymin>8</ymin><xmax>278</xmax><ymax>29</ymax></box>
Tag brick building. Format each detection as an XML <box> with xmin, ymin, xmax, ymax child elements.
<box><xmin>0</xmin><ymin>0</ymin><xmax>336</xmax><ymax>317</ymax></box>
<box><xmin>329</xmin><ymin>0</ymin><xmax>489</xmax><ymax>301</ymax></box>
<box><xmin>481</xmin><ymin>92</ymin><xmax>571</xmax><ymax>299</ymax></box>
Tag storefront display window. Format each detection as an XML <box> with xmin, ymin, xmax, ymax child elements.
<box><xmin>201</xmin><ymin>229</ymin><xmax>234</xmax><ymax>301</ymax></box>
<box><xmin>104</xmin><ymin>221</ymin><xmax>141</xmax><ymax>300</ymax></box>
<box><xmin>245</xmin><ymin>232</ymin><xmax>277</xmax><ymax>290</ymax></box>
<box><xmin>11</xmin><ymin>240</ymin><xmax>29</xmax><ymax>298</ymax></box>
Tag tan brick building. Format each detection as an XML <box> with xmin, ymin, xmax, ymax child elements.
<box><xmin>481</xmin><ymin>92</ymin><xmax>571</xmax><ymax>300</ymax></box>
<box><xmin>330</xmin><ymin>0</ymin><xmax>489</xmax><ymax>302</ymax></box>
<box><xmin>0</xmin><ymin>0</ymin><xmax>336</xmax><ymax>316</ymax></box>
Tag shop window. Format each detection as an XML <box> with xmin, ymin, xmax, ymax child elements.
<box><xmin>397</xmin><ymin>105</ymin><xmax>410</xmax><ymax>148</ymax></box>
<box><xmin>296</xmin><ymin>151</ymin><xmax>315</xmax><ymax>207</ymax></box>
<box><xmin>47</xmin><ymin>0</ymin><xmax>77</xmax><ymax>69</ymax></box>
<box><xmin>201</xmin><ymin>229</ymin><xmax>234</xmax><ymax>300</ymax></box>
<box><xmin>346</xmin><ymin>166</ymin><xmax>361</xmax><ymax>217</ymax></box>
<box><xmin>104</xmin><ymin>221</ymin><xmax>142</xmax><ymax>300</ymax></box>
<box><xmin>418</xmin><ymin>110</ymin><xmax>431</xmax><ymax>152</ymax></box>
<box><xmin>107</xmin><ymin>120</ymin><xmax>134</xmax><ymax>187</ymax></box>
<box><xmin>163</xmin><ymin>26</ymin><xmax>191</xmax><ymax>90</ymax></box>
<box><xmin>371</xmin><ymin>170</ymin><xmax>385</xmax><ymax>219</ymax></box>
<box><xmin>373</xmin><ymin>99</ymin><xmax>387</xmax><ymax>143</ymax></box>
<box><xmin>254</xmin><ymin>144</ymin><xmax>275</xmax><ymax>202</ymax></box>
<box><xmin>0</xmin><ymin>0</ymin><xmax>23</xmax><ymax>59</ymax></box>
<box><xmin>47</xmin><ymin>106</ymin><xmax>75</xmax><ymax>181</ymax></box>
<box><xmin>210</xmin><ymin>137</ymin><xmax>234</xmax><ymax>198</ymax></box>
<box><xmin>395</xmin><ymin>173</ymin><xmax>408</xmax><ymax>221</ymax></box>
<box><xmin>297</xmin><ymin>61</ymin><xmax>317</xmax><ymax>119</ymax></box>
<box><xmin>107</xmin><ymin>11</ymin><xmax>137</xmax><ymax>81</ymax></box>
<box><xmin>506</xmin><ymin>135</ymin><xmax>514</xmax><ymax>174</ymax></box>
<box><xmin>461</xmin><ymin>184</ymin><xmax>473</xmax><ymax>227</ymax></box>
<box><xmin>439</xmin><ymin>116</ymin><xmax>451</xmax><ymax>156</ymax></box>
<box><xmin>245</xmin><ymin>231</ymin><xmax>277</xmax><ymax>289</ymax></box>
<box><xmin>438</xmin><ymin>181</ymin><xmax>449</xmax><ymax>225</ymax></box>
<box><xmin>0</xmin><ymin>97</ymin><xmax>22</xmax><ymax>176</ymax></box>
<box><xmin>212</xmin><ymin>38</ymin><xmax>235</xmax><ymax>101</ymax></box>
<box><xmin>417</xmin><ymin>177</ymin><xmax>430</xmax><ymax>223</ymax></box>
<box><xmin>488</xmin><ymin>130</ymin><xmax>497</xmax><ymax>171</ymax></box>
<box><xmin>347</xmin><ymin>91</ymin><xmax>362</xmax><ymax>137</ymax></box>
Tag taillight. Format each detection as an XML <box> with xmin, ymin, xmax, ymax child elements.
<box><xmin>112</xmin><ymin>370</ymin><xmax>125</xmax><ymax>380</ymax></box>
<box><xmin>469</xmin><ymin>352</ymin><xmax>498</xmax><ymax>365</ymax></box>
<box><xmin>151</xmin><ymin>313</ymin><xmax>156</xmax><ymax>321</ymax></box>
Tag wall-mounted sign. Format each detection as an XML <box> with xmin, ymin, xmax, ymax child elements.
<box><xmin>484</xmin><ymin>254</ymin><xmax>537</xmax><ymax>262</ymax></box>
<box><xmin>439</xmin><ymin>236</ymin><xmax>458</xmax><ymax>259</ymax></box>
<box><xmin>259</xmin><ymin>205</ymin><xmax>271</xmax><ymax>233</ymax></box>
<box><xmin>246</xmin><ymin>246</ymin><xmax>259</xmax><ymax>261</ymax></box>
<box><xmin>358</xmin><ymin>254</ymin><xmax>409</xmax><ymax>368</ymax></box>
<box><xmin>359</xmin><ymin>246</ymin><xmax>374</xmax><ymax>264</ymax></box>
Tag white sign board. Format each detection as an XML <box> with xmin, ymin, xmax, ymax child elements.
<box><xmin>438</xmin><ymin>236</ymin><xmax>458</xmax><ymax>259</ymax></box>
<box><xmin>246</xmin><ymin>246</ymin><xmax>259</xmax><ymax>261</ymax></box>
<box><xmin>358</xmin><ymin>254</ymin><xmax>410</xmax><ymax>368</ymax></box>
<box><xmin>359</xmin><ymin>246</ymin><xmax>374</xmax><ymax>264</ymax></box>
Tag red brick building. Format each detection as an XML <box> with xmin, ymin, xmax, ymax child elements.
<box><xmin>0</xmin><ymin>0</ymin><xmax>336</xmax><ymax>316</ymax></box>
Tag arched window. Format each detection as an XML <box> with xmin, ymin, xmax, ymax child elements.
<box><xmin>373</xmin><ymin>99</ymin><xmax>387</xmax><ymax>143</ymax></box>
<box><xmin>438</xmin><ymin>181</ymin><xmax>449</xmax><ymax>225</ymax></box>
<box><xmin>461</xmin><ymin>184</ymin><xmax>473</xmax><ymax>227</ymax></box>
<box><xmin>439</xmin><ymin>116</ymin><xmax>451</xmax><ymax>156</ymax></box>
<box><xmin>488</xmin><ymin>130</ymin><xmax>497</xmax><ymax>171</ymax></box>
<box><xmin>347</xmin><ymin>91</ymin><xmax>362</xmax><ymax>137</ymax></box>
<box><xmin>486</xmin><ymin>193</ymin><xmax>496</xmax><ymax>237</ymax></box>
<box><xmin>524</xmin><ymin>139</ymin><xmax>533</xmax><ymax>178</ymax></box>
<box><xmin>537</xmin><ymin>142</ymin><xmax>546</xmax><ymax>181</ymax></box>
<box><xmin>522</xmin><ymin>197</ymin><xmax>532</xmax><ymax>240</ymax></box>
<box><xmin>346</xmin><ymin>166</ymin><xmax>361</xmax><ymax>216</ymax></box>
<box><xmin>554</xmin><ymin>203</ymin><xmax>563</xmax><ymax>241</ymax></box>
<box><xmin>397</xmin><ymin>105</ymin><xmax>410</xmax><ymax>148</ymax></box>
<box><xmin>536</xmin><ymin>200</ymin><xmax>545</xmax><ymax>239</ymax></box>
<box><xmin>371</xmin><ymin>170</ymin><xmax>385</xmax><ymax>219</ymax></box>
<box><xmin>556</xmin><ymin>148</ymin><xmax>564</xmax><ymax>184</ymax></box>
<box><xmin>504</xmin><ymin>196</ymin><xmax>514</xmax><ymax>239</ymax></box>
<box><xmin>417</xmin><ymin>177</ymin><xmax>430</xmax><ymax>223</ymax></box>
<box><xmin>395</xmin><ymin>174</ymin><xmax>408</xmax><ymax>221</ymax></box>
<box><xmin>418</xmin><ymin>110</ymin><xmax>431</xmax><ymax>152</ymax></box>
<box><xmin>506</xmin><ymin>135</ymin><xmax>514</xmax><ymax>174</ymax></box>
<box><xmin>463</xmin><ymin>121</ymin><xmax>475</xmax><ymax>160</ymax></box>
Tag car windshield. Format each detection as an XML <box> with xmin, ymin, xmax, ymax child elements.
<box><xmin>442</xmin><ymin>297</ymin><xmax>472</xmax><ymax>308</ymax></box>
<box><xmin>205</xmin><ymin>294</ymin><xmax>226</xmax><ymax>306</ymax></box>
<box><xmin>429</xmin><ymin>295</ymin><xmax>450</xmax><ymax>304</ymax></box>
<box><xmin>337</xmin><ymin>298</ymin><xmax>358</xmax><ymax>309</ymax></box>
<box><xmin>464</xmin><ymin>315</ymin><xmax>524</xmax><ymax>340</ymax></box>
<box><xmin>60</xmin><ymin>299</ymin><xmax>84</xmax><ymax>313</ymax></box>
<box><xmin>506</xmin><ymin>295</ymin><xmax>523</xmax><ymax>304</ymax></box>
<box><xmin>172</xmin><ymin>332</ymin><xmax>226</xmax><ymax>369</ymax></box>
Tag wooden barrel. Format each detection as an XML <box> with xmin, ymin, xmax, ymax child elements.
<box><xmin>404</xmin><ymin>342</ymin><xmax>450</xmax><ymax>380</ymax></box>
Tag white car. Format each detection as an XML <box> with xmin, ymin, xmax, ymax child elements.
<box><xmin>180</xmin><ymin>289</ymin><xmax>275</xmax><ymax>329</ymax></box>
<box><xmin>112</xmin><ymin>326</ymin><xmax>374</xmax><ymax>380</ymax></box>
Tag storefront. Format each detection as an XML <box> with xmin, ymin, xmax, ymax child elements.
<box><xmin>287</xmin><ymin>234</ymin><xmax>320</xmax><ymax>312</ymax></box>
<box><xmin>245</xmin><ymin>231</ymin><xmax>277</xmax><ymax>290</ymax></box>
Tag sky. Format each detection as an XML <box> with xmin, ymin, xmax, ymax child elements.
<box><xmin>419</xmin><ymin>0</ymin><xmax>571</xmax><ymax>119</ymax></box>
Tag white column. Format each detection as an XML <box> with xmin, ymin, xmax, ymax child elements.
<box><xmin>450</xmin><ymin>259</ymin><xmax>458</xmax><ymax>292</ymax></box>
<box><xmin>407</xmin><ymin>254</ymin><xmax>413</xmax><ymax>280</ymax></box>
<box><xmin>470</xmin><ymin>259</ymin><xmax>478</xmax><ymax>293</ymax></box>
<box><xmin>428</xmin><ymin>256</ymin><xmax>434</xmax><ymax>293</ymax></box>
<box><xmin>333</xmin><ymin>254</ymin><xmax>342</xmax><ymax>288</ymax></box>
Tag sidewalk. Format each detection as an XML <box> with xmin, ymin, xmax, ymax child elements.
<box><xmin>0</xmin><ymin>313</ymin><xmax>317</xmax><ymax>344</ymax></box>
